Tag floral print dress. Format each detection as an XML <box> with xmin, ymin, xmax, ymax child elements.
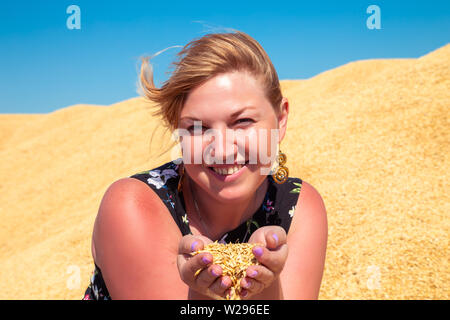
<box><xmin>83</xmin><ymin>158</ymin><xmax>302</xmax><ymax>300</ymax></box>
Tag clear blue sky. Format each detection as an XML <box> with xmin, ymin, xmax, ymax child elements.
<box><xmin>1</xmin><ymin>0</ymin><xmax>449</xmax><ymax>114</ymax></box>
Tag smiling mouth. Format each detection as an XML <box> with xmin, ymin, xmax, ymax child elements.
<box><xmin>205</xmin><ymin>160</ymin><xmax>250</xmax><ymax>176</ymax></box>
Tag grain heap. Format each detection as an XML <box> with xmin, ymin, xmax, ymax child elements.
<box><xmin>191</xmin><ymin>241</ymin><xmax>262</xmax><ymax>300</ymax></box>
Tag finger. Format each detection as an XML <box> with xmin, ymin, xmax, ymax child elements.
<box><xmin>264</xmin><ymin>226</ymin><xmax>287</xmax><ymax>250</ymax></box>
<box><xmin>178</xmin><ymin>234</ymin><xmax>211</xmax><ymax>255</ymax></box>
<box><xmin>248</xmin><ymin>226</ymin><xmax>287</xmax><ymax>249</ymax></box>
<box><xmin>240</xmin><ymin>276</ymin><xmax>265</xmax><ymax>297</ymax></box>
<box><xmin>195</xmin><ymin>264</ymin><xmax>222</xmax><ymax>289</ymax></box>
<box><xmin>208</xmin><ymin>274</ymin><xmax>232</xmax><ymax>298</ymax></box>
<box><xmin>240</xmin><ymin>264</ymin><xmax>276</xmax><ymax>299</ymax></box>
<box><xmin>252</xmin><ymin>244</ymin><xmax>288</xmax><ymax>274</ymax></box>
<box><xmin>244</xmin><ymin>264</ymin><xmax>274</xmax><ymax>288</ymax></box>
<box><xmin>181</xmin><ymin>251</ymin><xmax>213</xmax><ymax>283</ymax></box>
<box><xmin>240</xmin><ymin>289</ymin><xmax>250</xmax><ymax>299</ymax></box>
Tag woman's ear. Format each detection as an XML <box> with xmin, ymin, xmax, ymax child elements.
<box><xmin>277</xmin><ymin>97</ymin><xmax>289</xmax><ymax>143</ymax></box>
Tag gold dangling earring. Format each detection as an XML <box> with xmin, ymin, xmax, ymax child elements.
<box><xmin>177</xmin><ymin>163</ymin><xmax>185</xmax><ymax>192</ymax></box>
<box><xmin>272</xmin><ymin>149</ymin><xmax>289</xmax><ymax>184</ymax></box>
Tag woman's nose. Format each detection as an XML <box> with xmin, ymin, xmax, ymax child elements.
<box><xmin>208</xmin><ymin>128</ymin><xmax>238</xmax><ymax>164</ymax></box>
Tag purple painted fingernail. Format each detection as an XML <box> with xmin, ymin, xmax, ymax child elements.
<box><xmin>212</xmin><ymin>268</ymin><xmax>221</xmax><ymax>277</ymax></box>
<box><xmin>221</xmin><ymin>278</ymin><xmax>229</xmax><ymax>288</ymax></box>
<box><xmin>272</xmin><ymin>233</ymin><xmax>279</xmax><ymax>245</ymax></box>
<box><xmin>191</xmin><ymin>241</ymin><xmax>198</xmax><ymax>252</ymax></box>
<box><xmin>248</xmin><ymin>270</ymin><xmax>258</xmax><ymax>278</ymax></box>
<box><xmin>202</xmin><ymin>256</ymin><xmax>211</xmax><ymax>264</ymax></box>
<box><xmin>253</xmin><ymin>246</ymin><xmax>263</xmax><ymax>257</ymax></box>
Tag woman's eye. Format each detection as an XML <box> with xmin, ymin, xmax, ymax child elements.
<box><xmin>187</xmin><ymin>125</ymin><xmax>207</xmax><ymax>132</ymax></box>
<box><xmin>186</xmin><ymin>119</ymin><xmax>253</xmax><ymax>132</ymax></box>
<box><xmin>236</xmin><ymin>118</ymin><xmax>254</xmax><ymax>125</ymax></box>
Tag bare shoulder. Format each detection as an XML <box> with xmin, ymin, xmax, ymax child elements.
<box><xmin>91</xmin><ymin>177</ymin><xmax>187</xmax><ymax>298</ymax></box>
<box><xmin>292</xmin><ymin>180</ymin><xmax>327</xmax><ymax>227</ymax></box>
<box><xmin>100</xmin><ymin>177</ymin><xmax>163</xmax><ymax>213</ymax></box>
<box><xmin>92</xmin><ymin>177</ymin><xmax>180</xmax><ymax>267</ymax></box>
<box><xmin>281</xmin><ymin>180</ymin><xmax>328</xmax><ymax>299</ymax></box>
<box><xmin>93</xmin><ymin>177</ymin><xmax>164</xmax><ymax>240</ymax></box>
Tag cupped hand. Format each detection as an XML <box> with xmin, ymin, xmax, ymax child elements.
<box><xmin>239</xmin><ymin>226</ymin><xmax>289</xmax><ymax>299</ymax></box>
<box><xmin>177</xmin><ymin>234</ymin><xmax>232</xmax><ymax>299</ymax></box>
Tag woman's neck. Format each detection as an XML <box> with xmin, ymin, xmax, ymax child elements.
<box><xmin>186</xmin><ymin>175</ymin><xmax>268</xmax><ymax>241</ymax></box>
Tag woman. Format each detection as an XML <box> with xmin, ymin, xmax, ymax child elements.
<box><xmin>83</xmin><ymin>30</ymin><xmax>327</xmax><ymax>300</ymax></box>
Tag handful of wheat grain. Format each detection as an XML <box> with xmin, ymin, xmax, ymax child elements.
<box><xmin>191</xmin><ymin>241</ymin><xmax>262</xmax><ymax>300</ymax></box>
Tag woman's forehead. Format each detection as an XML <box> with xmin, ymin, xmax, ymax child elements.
<box><xmin>181</xmin><ymin>72</ymin><xmax>270</xmax><ymax>118</ymax></box>
<box><xmin>189</xmin><ymin>71</ymin><xmax>263</xmax><ymax>97</ymax></box>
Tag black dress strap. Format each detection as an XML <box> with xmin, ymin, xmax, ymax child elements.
<box><xmin>129</xmin><ymin>160</ymin><xmax>192</xmax><ymax>236</ymax></box>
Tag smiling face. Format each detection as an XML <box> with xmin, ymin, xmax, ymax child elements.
<box><xmin>178</xmin><ymin>70</ymin><xmax>288</xmax><ymax>202</ymax></box>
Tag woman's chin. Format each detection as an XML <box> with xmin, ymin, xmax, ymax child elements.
<box><xmin>205</xmin><ymin>171</ymin><xmax>268</xmax><ymax>201</ymax></box>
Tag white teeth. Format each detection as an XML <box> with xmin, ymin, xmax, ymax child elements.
<box><xmin>212</xmin><ymin>165</ymin><xmax>243</xmax><ymax>175</ymax></box>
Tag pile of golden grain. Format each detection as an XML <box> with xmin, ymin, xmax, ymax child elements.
<box><xmin>191</xmin><ymin>242</ymin><xmax>261</xmax><ymax>300</ymax></box>
<box><xmin>0</xmin><ymin>45</ymin><xmax>448</xmax><ymax>299</ymax></box>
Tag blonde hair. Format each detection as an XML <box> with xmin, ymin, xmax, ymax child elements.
<box><xmin>139</xmin><ymin>30</ymin><xmax>283</xmax><ymax>156</ymax></box>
